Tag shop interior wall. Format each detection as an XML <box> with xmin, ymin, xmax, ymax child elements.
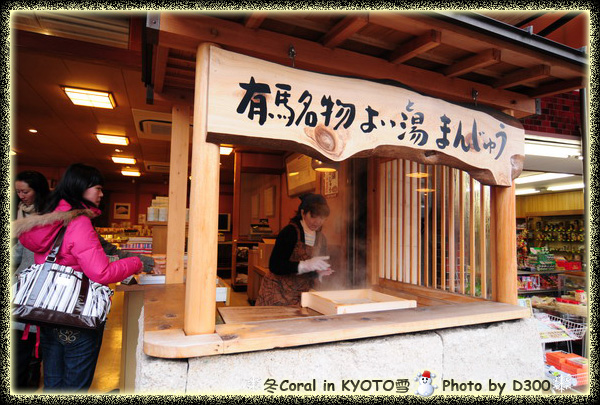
<box><xmin>516</xmin><ymin>190</ymin><xmax>584</xmax><ymax>217</ymax></box>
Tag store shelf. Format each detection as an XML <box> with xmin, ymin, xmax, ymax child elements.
<box><xmin>519</xmin><ymin>288</ymin><xmax>559</xmax><ymax>294</ymax></box>
<box><xmin>538</xmin><ymin>314</ymin><xmax>587</xmax><ymax>344</ymax></box>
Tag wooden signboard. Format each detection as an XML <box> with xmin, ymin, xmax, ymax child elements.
<box><xmin>206</xmin><ymin>47</ymin><xmax>524</xmax><ymax>186</ymax></box>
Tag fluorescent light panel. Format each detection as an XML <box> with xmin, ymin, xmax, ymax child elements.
<box><xmin>407</xmin><ymin>172</ymin><xmax>429</xmax><ymax>178</ymax></box>
<box><xmin>547</xmin><ymin>183</ymin><xmax>584</xmax><ymax>191</ymax></box>
<box><xmin>219</xmin><ymin>146</ymin><xmax>233</xmax><ymax>155</ymax></box>
<box><xmin>515</xmin><ymin>188</ymin><xmax>540</xmax><ymax>196</ymax></box>
<box><xmin>121</xmin><ymin>169</ymin><xmax>141</xmax><ymax>177</ymax></box>
<box><xmin>63</xmin><ymin>87</ymin><xmax>116</xmax><ymax>109</ymax></box>
<box><xmin>112</xmin><ymin>156</ymin><xmax>136</xmax><ymax>164</ymax></box>
<box><xmin>96</xmin><ymin>134</ymin><xmax>129</xmax><ymax>146</ymax></box>
<box><xmin>515</xmin><ymin>173</ymin><xmax>573</xmax><ymax>185</ymax></box>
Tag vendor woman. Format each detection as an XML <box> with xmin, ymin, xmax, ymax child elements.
<box><xmin>256</xmin><ymin>193</ymin><xmax>334</xmax><ymax>306</ymax></box>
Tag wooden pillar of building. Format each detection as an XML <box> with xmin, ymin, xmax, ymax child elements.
<box><xmin>491</xmin><ymin>182</ymin><xmax>517</xmax><ymax>305</ymax></box>
<box><xmin>166</xmin><ymin>104</ymin><xmax>190</xmax><ymax>284</ymax></box>
<box><xmin>185</xmin><ymin>43</ymin><xmax>220</xmax><ymax>334</ymax></box>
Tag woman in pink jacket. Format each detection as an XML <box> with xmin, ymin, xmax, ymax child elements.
<box><xmin>16</xmin><ymin>163</ymin><xmax>142</xmax><ymax>392</ymax></box>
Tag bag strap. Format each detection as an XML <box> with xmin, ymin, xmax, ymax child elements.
<box><xmin>45</xmin><ymin>226</ymin><xmax>67</xmax><ymax>263</ymax></box>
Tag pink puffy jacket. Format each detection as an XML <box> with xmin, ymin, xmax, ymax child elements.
<box><xmin>16</xmin><ymin>200</ymin><xmax>141</xmax><ymax>285</ymax></box>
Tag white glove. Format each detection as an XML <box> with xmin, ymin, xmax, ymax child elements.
<box><xmin>317</xmin><ymin>268</ymin><xmax>335</xmax><ymax>282</ymax></box>
<box><xmin>298</xmin><ymin>256</ymin><xmax>330</xmax><ymax>274</ymax></box>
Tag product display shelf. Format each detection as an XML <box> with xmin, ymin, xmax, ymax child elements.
<box><xmin>230</xmin><ymin>239</ymin><xmax>259</xmax><ymax>290</ymax></box>
<box><xmin>535</xmin><ymin>310</ymin><xmax>588</xmax><ymax>392</ymax></box>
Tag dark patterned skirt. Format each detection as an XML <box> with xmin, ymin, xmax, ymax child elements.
<box><xmin>256</xmin><ymin>271</ymin><xmax>315</xmax><ymax>307</ymax></box>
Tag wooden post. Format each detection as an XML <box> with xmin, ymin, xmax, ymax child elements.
<box><xmin>185</xmin><ymin>42</ymin><xmax>220</xmax><ymax>335</ymax></box>
<box><xmin>166</xmin><ymin>104</ymin><xmax>190</xmax><ymax>284</ymax></box>
<box><xmin>491</xmin><ymin>183</ymin><xmax>517</xmax><ymax>305</ymax></box>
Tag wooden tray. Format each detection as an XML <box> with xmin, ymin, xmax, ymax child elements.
<box><xmin>301</xmin><ymin>289</ymin><xmax>416</xmax><ymax>315</ymax></box>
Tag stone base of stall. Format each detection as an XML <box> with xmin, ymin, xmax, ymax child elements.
<box><xmin>135</xmin><ymin>308</ymin><xmax>545</xmax><ymax>395</ymax></box>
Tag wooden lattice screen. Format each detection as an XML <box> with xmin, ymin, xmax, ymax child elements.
<box><xmin>378</xmin><ymin>158</ymin><xmax>493</xmax><ymax>299</ymax></box>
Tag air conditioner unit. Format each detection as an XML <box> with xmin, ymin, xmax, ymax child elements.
<box><xmin>144</xmin><ymin>161</ymin><xmax>171</xmax><ymax>173</ymax></box>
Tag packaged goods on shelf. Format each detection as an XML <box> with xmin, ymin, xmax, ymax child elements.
<box><xmin>527</xmin><ymin>247</ymin><xmax>556</xmax><ymax>271</ymax></box>
<box><xmin>120</xmin><ymin>236</ymin><xmax>153</xmax><ymax>254</ymax></box>
<box><xmin>147</xmin><ymin>196</ymin><xmax>169</xmax><ymax>222</ymax></box>
<box><xmin>545</xmin><ymin>351</ymin><xmax>588</xmax><ymax>386</ymax></box>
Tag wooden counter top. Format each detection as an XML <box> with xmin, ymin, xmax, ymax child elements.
<box><xmin>141</xmin><ymin>283</ymin><xmax>530</xmax><ymax>359</ymax></box>
<box><xmin>218</xmin><ymin>306</ymin><xmax>320</xmax><ymax>324</ymax></box>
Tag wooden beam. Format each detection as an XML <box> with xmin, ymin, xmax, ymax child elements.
<box><xmin>154</xmin><ymin>14</ymin><xmax>535</xmax><ymax>116</ymax></box>
<box><xmin>244</xmin><ymin>13</ymin><xmax>267</xmax><ymax>29</ymax></box>
<box><xmin>321</xmin><ymin>14</ymin><xmax>369</xmax><ymax>48</ymax></box>
<box><xmin>444</xmin><ymin>48</ymin><xmax>502</xmax><ymax>77</ymax></box>
<box><xmin>389</xmin><ymin>30</ymin><xmax>442</xmax><ymax>64</ymax></box>
<box><xmin>491</xmin><ymin>183</ymin><xmax>518</xmax><ymax>305</ymax></box>
<box><xmin>493</xmin><ymin>64</ymin><xmax>551</xmax><ymax>89</ymax></box>
<box><xmin>527</xmin><ymin>77</ymin><xmax>585</xmax><ymax>98</ymax></box>
<box><xmin>153</xmin><ymin>45</ymin><xmax>169</xmax><ymax>94</ymax></box>
<box><xmin>165</xmin><ymin>104</ymin><xmax>190</xmax><ymax>284</ymax></box>
<box><xmin>185</xmin><ymin>42</ymin><xmax>220</xmax><ymax>335</ymax></box>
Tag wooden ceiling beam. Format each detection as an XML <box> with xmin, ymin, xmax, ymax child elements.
<box><xmin>153</xmin><ymin>45</ymin><xmax>169</xmax><ymax>94</ymax></box>
<box><xmin>493</xmin><ymin>64</ymin><xmax>551</xmax><ymax>89</ymax></box>
<box><xmin>443</xmin><ymin>48</ymin><xmax>502</xmax><ymax>77</ymax></box>
<box><xmin>527</xmin><ymin>77</ymin><xmax>585</xmax><ymax>98</ymax></box>
<box><xmin>152</xmin><ymin>14</ymin><xmax>535</xmax><ymax>116</ymax></box>
<box><xmin>389</xmin><ymin>30</ymin><xmax>441</xmax><ymax>64</ymax></box>
<box><xmin>370</xmin><ymin>13</ymin><xmax>586</xmax><ymax>76</ymax></box>
<box><xmin>244</xmin><ymin>13</ymin><xmax>267</xmax><ymax>30</ymax></box>
<box><xmin>321</xmin><ymin>14</ymin><xmax>369</xmax><ymax>48</ymax></box>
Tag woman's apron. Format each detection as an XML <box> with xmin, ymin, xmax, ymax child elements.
<box><xmin>256</xmin><ymin>222</ymin><xmax>323</xmax><ymax>307</ymax></box>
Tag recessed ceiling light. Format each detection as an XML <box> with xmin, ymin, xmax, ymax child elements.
<box><xmin>96</xmin><ymin>134</ymin><xmax>129</xmax><ymax>146</ymax></box>
<box><xmin>28</xmin><ymin>129</ymin><xmax>38</xmax><ymax>133</ymax></box>
<box><xmin>62</xmin><ymin>86</ymin><xmax>116</xmax><ymax>109</ymax></box>
<box><xmin>112</xmin><ymin>156</ymin><xmax>136</xmax><ymax>165</ymax></box>
<box><xmin>121</xmin><ymin>169</ymin><xmax>141</xmax><ymax>177</ymax></box>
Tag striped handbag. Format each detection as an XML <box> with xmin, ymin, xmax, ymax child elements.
<box><xmin>12</xmin><ymin>227</ymin><xmax>113</xmax><ymax>330</ymax></box>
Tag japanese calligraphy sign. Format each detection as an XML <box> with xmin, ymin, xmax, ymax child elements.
<box><xmin>206</xmin><ymin>47</ymin><xmax>524</xmax><ymax>186</ymax></box>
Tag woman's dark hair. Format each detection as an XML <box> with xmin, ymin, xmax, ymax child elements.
<box><xmin>15</xmin><ymin>170</ymin><xmax>50</xmax><ymax>212</ymax></box>
<box><xmin>42</xmin><ymin>163</ymin><xmax>104</xmax><ymax>213</ymax></box>
<box><xmin>292</xmin><ymin>193</ymin><xmax>330</xmax><ymax>221</ymax></box>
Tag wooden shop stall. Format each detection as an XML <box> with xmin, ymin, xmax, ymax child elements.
<box><xmin>130</xmin><ymin>12</ymin><xmax>587</xmax><ymax>362</ymax></box>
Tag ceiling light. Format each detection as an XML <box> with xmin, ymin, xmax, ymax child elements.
<box><xmin>121</xmin><ymin>169</ymin><xmax>141</xmax><ymax>177</ymax></box>
<box><xmin>112</xmin><ymin>156</ymin><xmax>136</xmax><ymax>165</ymax></box>
<box><xmin>515</xmin><ymin>173</ymin><xmax>573</xmax><ymax>185</ymax></box>
<box><xmin>524</xmin><ymin>135</ymin><xmax>581</xmax><ymax>159</ymax></box>
<box><xmin>547</xmin><ymin>183</ymin><xmax>585</xmax><ymax>192</ymax></box>
<box><xmin>219</xmin><ymin>145</ymin><xmax>233</xmax><ymax>155</ymax></box>
<box><xmin>96</xmin><ymin>134</ymin><xmax>129</xmax><ymax>146</ymax></box>
<box><xmin>28</xmin><ymin>129</ymin><xmax>38</xmax><ymax>133</ymax></box>
<box><xmin>62</xmin><ymin>86</ymin><xmax>116</xmax><ymax>109</ymax></box>
<box><xmin>311</xmin><ymin>158</ymin><xmax>339</xmax><ymax>172</ymax></box>
<box><xmin>10</xmin><ymin>150</ymin><xmax>16</xmax><ymax>155</ymax></box>
<box><xmin>407</xmin><ymin>172</ymin><xmax>429</xmax><ymax>178</ymax></box>
<box><xmin>288</xmin><ymin>171</ymin><xmax>299</xmax><ymax>177</ymax></box>
<box><xmin>515</xmin><ymin>188</ymin><xmax>540</xmax><ymax>196</ymax></box>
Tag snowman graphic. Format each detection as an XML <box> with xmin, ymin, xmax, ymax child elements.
<box><xmin>414</xmin><ymin>370</ymin><xmax>437</xmax><ymax>397</ymax></box>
